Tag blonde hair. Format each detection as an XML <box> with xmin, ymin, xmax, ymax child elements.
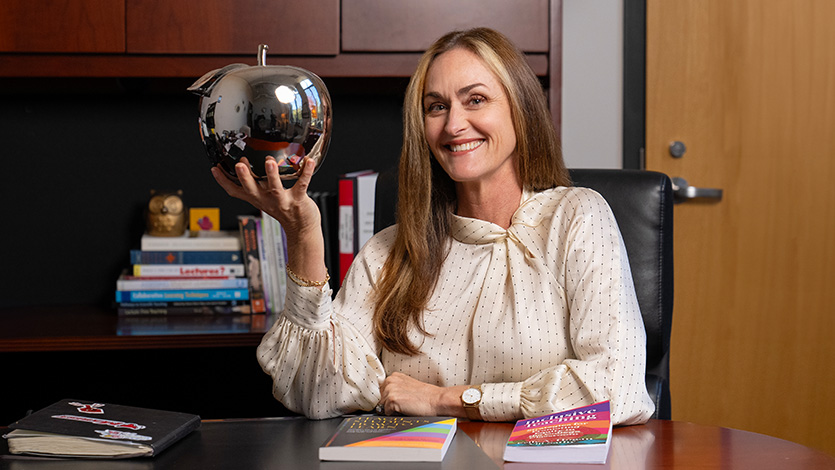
<box><xmin>373</xmin><ymin>28</ymin><xmax>570</xmax><ymax>356</ymax></box>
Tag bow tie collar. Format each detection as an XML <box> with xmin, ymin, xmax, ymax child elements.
<box><xmin>450</xmin><ymin>189</ymin><xmax>553</xmax><ymax>260</ymax></box>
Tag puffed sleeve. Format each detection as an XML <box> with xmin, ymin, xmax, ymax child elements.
<box><xmin>255</xmin><ymin>227</ymin><xmax>396</xmax><ymax>418</ymax></box>
<box><xmin>478</xmin><ymin>189</ymin><xmax>655</xmax><ymax>425</ymax></box>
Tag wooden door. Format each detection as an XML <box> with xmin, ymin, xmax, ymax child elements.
<box><xmin>646</xmin><ymin>0</ymin><xmax>835</xmax><ymax>455</ymax></box>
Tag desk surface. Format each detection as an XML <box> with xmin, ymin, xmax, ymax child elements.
<box><xmin>460</xmin><ymin>419</ymin><xmax>835</xmax><ymax>469</ymax></box>
<box><xmin>2</xmin><ymin>418</ymin><xmax>834</xmax><ymax>469</ymax></box>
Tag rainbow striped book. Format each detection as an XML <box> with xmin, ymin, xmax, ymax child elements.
<box><xmin>503</xmin><ymin>400</ymin><xmax>612</xmax><ymax>464</ymax></box>
<box><xmin>319</xmin><ymin>416</ymin><xmax>457</xmax><ymax>462</ymax></box>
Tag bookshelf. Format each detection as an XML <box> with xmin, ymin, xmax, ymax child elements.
<box><xmin>0</xmin><ymin>305</ymin><xmax>271</xmax><ymax>352</ymax></box>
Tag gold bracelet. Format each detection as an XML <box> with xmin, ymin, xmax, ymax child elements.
<box><xmin>285</xmin><ymin>264</ymin><xmax>330</xmax><ymax>288</ymax></box>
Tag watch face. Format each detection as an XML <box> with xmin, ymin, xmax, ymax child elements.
<box><xmin>462</xmin><ymin>388</ymin><xmax>482</xmax><ymax>405</ymax></box>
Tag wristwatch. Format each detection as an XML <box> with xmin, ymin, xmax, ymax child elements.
<box><xmin>461</xmin><ymin>385</ymin><xmax>483</xmax><ymax>421</ymax></box>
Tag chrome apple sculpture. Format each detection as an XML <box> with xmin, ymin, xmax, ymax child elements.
<box><xmin>189</xmin><ymin>44</ymin><xmax>332</xmax><ymax>181</ymax></box>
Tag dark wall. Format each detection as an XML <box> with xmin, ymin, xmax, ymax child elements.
<box><xmin>1</xmin><ymin>346</ymin><xmax>287</xmax><ymax>425</ymax></box>
<box><xmin>0</xmin><ymin>77</ymin><xmax>406</xmax><ymax>308</ymax></box>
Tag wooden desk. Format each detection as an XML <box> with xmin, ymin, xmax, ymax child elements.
<box><xmin>2</xmin><ymin>418</ymin><xmax>833</xmax><ymax>469</ymax></box>
<box><xmin>460</xmin><ymin>420</ymin><xmax>835</xmax><ymax>469</ymax></box>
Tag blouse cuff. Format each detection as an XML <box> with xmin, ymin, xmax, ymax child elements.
<box><xmin>280</xmin><ymin>279</ymin><xmax>334</xmax><ymax>330</ymax></box>
<box><xmin>479</xmin><ymin>382</ymin><xmax>523</xmax><ymax>422</ymax></box>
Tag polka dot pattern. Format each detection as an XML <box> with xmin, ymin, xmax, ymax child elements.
<box><xmin>256</xmin><ymin>187</ymin><xmax>655</xmax><ymax>424</ymax></box>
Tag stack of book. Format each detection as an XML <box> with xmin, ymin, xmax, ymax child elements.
<box><xmin>117</xmin><ymin>185</ymin><xmax>346</xmax><ymax>319</ymax></box>
<box><xmin>115</xmin><ymin>231</ymin><xmax>251</xmax><ymax>316</ymax></box>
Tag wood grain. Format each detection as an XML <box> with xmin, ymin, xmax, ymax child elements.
<box><xmin>0</xmin><ymin>0</ymin><xmax>124</xmax><ymax>52</ymax></box>
<box><xmin>646</xmin><ymin>0</ymin><xmax>835</xmax><ymax>456</ymax></box>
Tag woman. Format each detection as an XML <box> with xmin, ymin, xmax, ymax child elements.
<box><xmin>212</xmin><ymin>28</ymin><xmax>654</xmax><ymax>425</ymax></box>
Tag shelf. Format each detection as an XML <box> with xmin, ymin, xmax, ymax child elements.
<box><xmin>0</xmin><ymin>304</ymin><xmax>272</xmax><ymax>352</ymax></box>
<box><xmin>0</xmin><ymin>53</ymin><xmax>549</xmax><ymax>79</ymax></box>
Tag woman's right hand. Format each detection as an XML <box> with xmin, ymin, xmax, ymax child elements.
<box><xmin>211</xmin><ymin>156</ymin><xmax>328</xmax><ymax>284</ymax></box>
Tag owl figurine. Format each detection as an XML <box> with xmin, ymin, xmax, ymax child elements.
<box><xmin>146</xmin><ymin>190</ymin><xmax>187</xmax><ymax>237</ymax></box>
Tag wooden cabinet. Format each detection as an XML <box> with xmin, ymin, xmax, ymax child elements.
<box><xmin>341</xmin><ymin>0</ymin><xmax>549</xmax><ymax>53</ymax></box>
<box><xmin>126</xmin><ymin>0</ymin><xmax>339</xmax><ymax>55</ymax></box>
<box><xmin>0</xmin><ymin>0</ymin><xmax>559</xmax><ymax>79</ymax></box>
<box><xmin>0</xmin><ymin>0</ymin><xmax>338</xmax><ymax>56</ymax></box>
<box><xmin>0</xmin><ymin>0</ymin><xmax>124</xmax><ymax>53</ymax></box>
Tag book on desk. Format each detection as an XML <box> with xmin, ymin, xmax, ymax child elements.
<box><xmin>503</xmin><ymin>400</ymin><xmax>612</xmax><ymax>464</ymax></box>
<box><xmin>319</xmin><ymin>415</ymin><xmax>457</xmax><ymax>462</ymax></box>
<box><xmin>3</xmin><ymin>399</ymin><xmax>200</xmax><ymax>459</ymax></box>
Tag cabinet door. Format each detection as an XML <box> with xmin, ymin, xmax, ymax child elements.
<box><xmin>342</xmin><ymin>0</ymin><xmax>549</xmax><ymax>53</ymax></box>
<box><xmin>126</xmin><ymin>0</ymin><xmax>339</xmax><ymax>55</ymax></box>
<box><xmin>0</xmin><ymin>0</ymin><xmax>125</xmax><ymax>53</ymax></box>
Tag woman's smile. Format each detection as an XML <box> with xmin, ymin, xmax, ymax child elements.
<box><xmin>446</xmin><ymin>139</ymin><xmax>484</xmax><ymax>153</ymax></box>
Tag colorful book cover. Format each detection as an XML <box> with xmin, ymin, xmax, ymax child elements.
<box><xmin>115</xmin><ymin>289</ymin><xmax>249</xmax><ymax>303</ymax></box>
<box><xmin>116</xmin><ymin>276</ymin><xmax>248</xmax><ymax>291</ymax></box>
<box><xmin>238</xmin><ymin>215</ymin><xmax>266</xmax><ymax>313</ymax></box>
<box><xmin>319</xmin><ymin>416</ymin><xmax>457</xmax><ymax>462</ymax></box>
<box><xmin>504</xmin><ymin>400</ymin><xmax>612</xmax><ymax>464</ymax></box>
<box><xmin>129</xmin><ymin>250</ymin><xmax>242</xmax><ymax>265</ymax></box>
<box><xmin>132</xmin><ymin>264</ymin><xmax>245</xmax><ymax>277</ymax></box>
<box><xmin>115</xmin><ymin>300</ymin><xmax>249</xmax><ymax>310</ymax></box>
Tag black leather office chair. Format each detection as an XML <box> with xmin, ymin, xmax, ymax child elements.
<box><xmin>374</xmin><ymin>168</ymin><xmax>674</xmax><ymax>419</ymax></box>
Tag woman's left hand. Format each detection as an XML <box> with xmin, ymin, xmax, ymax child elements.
<box><xmin>378</xmin><ymin>372</ymin><xmax>469</xmax><ymax>417</ymax></box>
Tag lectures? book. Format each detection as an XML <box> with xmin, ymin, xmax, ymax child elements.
<box><xmin>503</xmin><ymin>400</ymin><xmax>612</xmax><ymax>464</ymax></box>
<box><xmin>3</xmin><ymin>399</ymin><xmax>200</xmax><ymax>459</ymax></box>
<box><xmin>319</xmin><ymin>416</ymin><xmax>457</xmax><ymax>462</ymax></box>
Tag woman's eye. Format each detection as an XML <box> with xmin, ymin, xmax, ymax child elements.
<box><xmin>469</xmin><ymin>95</ymin><xmax>486</xmax><ymax>106</ymax></box>
<box><xmin>425</xmin><ymin>103</ymin><xmax>446</xmax><ymax>113</ymax></box>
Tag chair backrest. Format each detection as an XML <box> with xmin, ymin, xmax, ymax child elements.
<box><xmin>568</xmin><ymin>169</ymin><xmax>673</xmax><ymax>419</ymax></box>
<box><xmin>373</xmin><ymin>168</ymin><xmax>674</xmax><ymax>419</ymax></box>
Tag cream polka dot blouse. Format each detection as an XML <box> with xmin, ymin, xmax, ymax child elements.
<box><xmin>257</xmin><ymin>187</ymin><xmax>655</xmax><ymax>425</ymax></box>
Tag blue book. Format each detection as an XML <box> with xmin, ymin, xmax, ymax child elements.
<box><xmin>115</xmin><ymin>289</ymin><xmax>250</xmax><ymax>303</ymax></box>
<box><xmin>116</xmin><ymin>277</ymin><xmax>248</xmax><ymax>291</ymax></box>
<box><xmin>129</xmin><ymin>250</ymin><xmax>242</xmax><ymax>265</ymax></box>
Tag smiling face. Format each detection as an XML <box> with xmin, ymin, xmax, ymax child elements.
<box><xmin>423</xmin><ymin>47</ymin><xmax>519</xmax><ymax>191</ymax></box>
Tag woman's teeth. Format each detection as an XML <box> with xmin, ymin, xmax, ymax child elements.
<box><xmin>449</xmin><ymin>140</ymin><xmax>483</xmax><ymax>152</ymax></box>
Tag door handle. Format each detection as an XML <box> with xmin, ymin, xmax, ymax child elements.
<box><xmin>671</xmin><ymin>177</ymin><xmax>723</xmax><ymax>203</ymax></box>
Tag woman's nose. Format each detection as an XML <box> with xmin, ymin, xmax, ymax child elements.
<box><xmin>444</xmin><ymin>104</ymin><xmax>467</xmax><ymax>135</ymax></box>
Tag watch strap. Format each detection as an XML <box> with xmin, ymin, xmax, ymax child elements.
<box><xmin>464</xmin><ymin>404</ymin><xmax>482</xmax><ymax>421</ymax></box>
